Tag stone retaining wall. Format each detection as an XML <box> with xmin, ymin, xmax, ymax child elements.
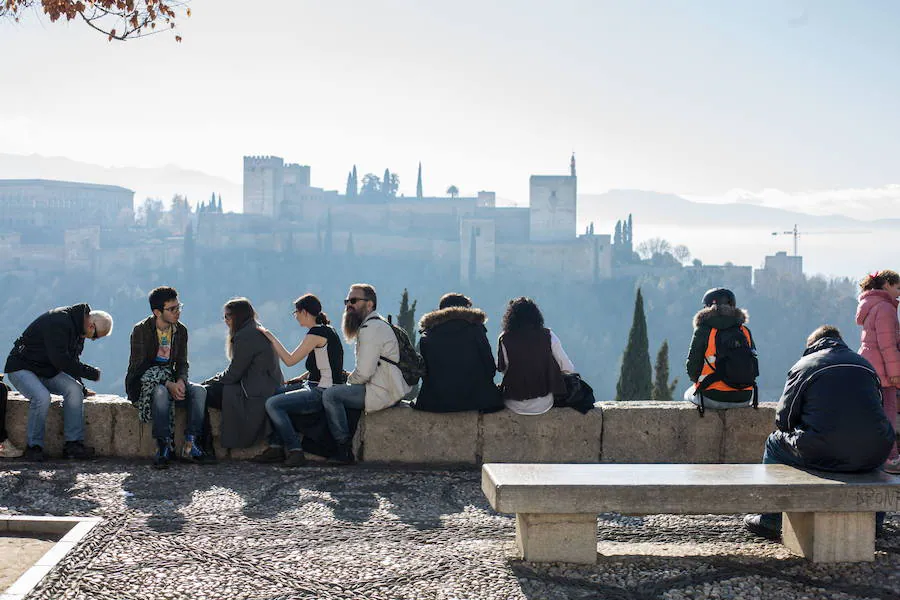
<box><xmin>5</xmin><ymin>392</ymin><xmax>778</xmax><ymax>464</ymax></box>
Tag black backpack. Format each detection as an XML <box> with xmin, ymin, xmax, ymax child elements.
<box><xmin>377</xmin><ymin>317</ymin><xmax>426</xmax><ymax>387</ymax></box>
<box><xmin>696</xmin><ymin>325</ymin><xmax>759</xmax><ymax>405</ymax></box>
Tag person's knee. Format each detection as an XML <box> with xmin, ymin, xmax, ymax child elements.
<box><xmin>28</xmin><ymin>386</ymin><xmax>52</xmax><ymax>409</ymax></box>
<box><xmin>265</xmin><ymin>394</ymin><xmax>282</xmax><ymax>413</ymax></box>
<box><xmin>190</xmin><ymin>384</ymin><xmax>207</xmax><ymax>402</ymax></box>
<box><xmin>58</xmin><ymin>376</ymin><xmax>85</xmax><ymax>400</ymax></box>
<box><xmin>152</xmin><ymin>385</ymin><xmax>169</xmax><ymax>406</ymax></box>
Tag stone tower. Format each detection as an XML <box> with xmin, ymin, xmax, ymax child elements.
<box><xmin>243</xmin><ymin>156</ymin><xmax>284</xmax><ymax>217</ymax></box>
<box><xmin>529</xmin><ymin>156</ymin><xmax>577</xmax><ymax>242</ymax></box>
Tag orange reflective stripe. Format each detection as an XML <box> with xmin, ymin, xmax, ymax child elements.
<box><xmin>699</xmin><ymin>326</ymin><xmax>753</xmax><ymax>392</ymax></box>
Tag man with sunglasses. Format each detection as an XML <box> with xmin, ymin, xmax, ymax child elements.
<box><xmin>5</xmin><ymin>303</ymin><xmax>113</xmax><ymax>461</ymax></box>
<box><xmin>125</xmin><ymin>286</ymin><xmax>212</xmax><ymax>468</ymax></box>
<box><xmin>321</xmin><ymin>283</ymin><xmax>412</xmax><ymax>464</ymax></box>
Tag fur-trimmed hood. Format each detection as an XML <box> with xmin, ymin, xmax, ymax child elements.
<box><xmin>418</xmin><ymin>306</ymin><xmax>487</xmax><ymax>332</ymax></box>
<box><xmin>693</xmin><ymin>304</ymin><xmax>748</xmax><ymax>329</ymax></box>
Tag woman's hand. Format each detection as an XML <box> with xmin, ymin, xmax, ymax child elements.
<box><xmin>890</xmin><ymin>376</ymin><xmax>900</xmax><ymax>387</ymax></box>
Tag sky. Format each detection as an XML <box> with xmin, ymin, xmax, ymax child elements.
<box><xmin>2</xmin><ymin>0</ymin><xmax>900</xmax><ymax>206</ymax></box>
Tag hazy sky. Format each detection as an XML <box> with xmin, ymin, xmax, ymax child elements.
<box><xmin>2</xmin><ymin>0</ymin><xmax>899</xmax><ymax>204</ymax></box>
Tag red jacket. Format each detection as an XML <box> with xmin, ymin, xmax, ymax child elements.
<box><xmin>856</xmin><ymin>289</ymin><xmax>900</xmax><ymax>387</ymax></box>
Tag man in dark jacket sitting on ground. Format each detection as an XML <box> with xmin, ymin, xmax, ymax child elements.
<box><xmin>744</xmin><ymin>325</ymin><xmax>895</xmax><ymax>539</ymax></box>
<box><xmin>413</xmin><ymin>293</ymin><xmax>502</xmax><ymax>413</ymax></box>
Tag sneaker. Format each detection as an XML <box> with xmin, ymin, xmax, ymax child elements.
<box><xmin>23</xmin><ymin>445</ymin><xmax>46</xmax><ymax>462</ymax></box>
<box><xmin>153</xmin><ymin>439</ymin><xmax>171</xmax><ymax>470</ymax></box>
<box><xmin>328</xmin><ymin>443</ymin><xmax>354</xmax><ymax>465</ymax></box>
<box><xmin>743</xmin><ymin>514</ymin><xmax>781</xmax><ymax>540</ymax></box>
<box><xmin>883</xmin><ymin>456</ymin><xmax>900</xmax><ymax>475</ymax></box>
<box><xmin>181</xmin><ymin>435</ymin><xmax>216</xmax><ymax>465</ymax></box>
<box><xmin>62</xmin><ymin>441</ymin><xmax>95</xmax><ymax>460</ymax></box>
<box><xmin>250</xmin><ymin>446</ymin><xmax>285</xmax><ymax>464</ymax></box>
<box><xmin>282</xmin><ymin>449</ymin><xmax>306</xmax><ymax>467</ymax></box>
<box><xmin>0</xmin><ymin>438</ymin><xmax>23</xmax><ymax>458</ymax></box>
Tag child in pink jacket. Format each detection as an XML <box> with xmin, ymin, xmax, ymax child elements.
<box><xmin>856</xmin><ymin>270</ymin><xmax>900</xmax><ymax>474</ymax></box>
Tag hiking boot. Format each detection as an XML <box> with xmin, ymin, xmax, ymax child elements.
<box><xmin>883</xmin><ymin>456</ymin><xmax>900</xmax><ymax>475</ymax></box>
<box><xmin>62</xmin><ymin>441</ymin><xmax>95</xmax><ymax>460</ymax></box>
<box><xmin>153</xmin><ymin>439</ymin><xmax>172</xmax><ymax>470</ymax></box>
<box><xmin>743</xmin><ymin>514</ymin><xmax>781</xmax><ymax>540</ymax></box>
<box><xmin>282</xmin><ymin>449</ymin><xmax>306</xmax><ymax>467</ymax></box>
<box><xmin>182</xmin><ymin>435</ymin><xmax>216</xmax><ymax>465</ymax></box>
<box><xmin>328</xmin><ymin>443</ymin><xmax>354</xmax><ymax>465</ymax></box>
<box><xmin>0</xmin><ymin>438</ymin><xmax>23</xmax><ymax>458</ymax></box>
<box><xmin>251</xmin><ymin>446</ymin><xmax>285</xmax><ymax>464</ymax></box>
<box><xmin>23</xmin><ymin>445</ymin><xmax>46</xmax><ymax>462</ymax></box>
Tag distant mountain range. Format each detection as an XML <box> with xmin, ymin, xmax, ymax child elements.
<box><xmin>0</xmin><ymin>153</ymin><xmax>243</xmax><ymax>213</ymax></box>
<box><xmin>579</xmin><ymin>190</ymin><xmax>894</xmax><ymax>231</ymax></box>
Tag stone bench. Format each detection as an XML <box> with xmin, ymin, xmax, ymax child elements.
<box><xmin>481</xmin><ymin>463</ymin><xmax>900</xmax><ymax>564</ymax></box>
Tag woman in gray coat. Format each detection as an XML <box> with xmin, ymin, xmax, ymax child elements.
<box><xmin>203</xmin><ymin>298</ymin><xmax>283</xmax><ymax>449</ymax></box>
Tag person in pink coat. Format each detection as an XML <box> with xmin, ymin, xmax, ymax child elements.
<box><xmin>856</xmin><ymin>269</ymin><xmax>900</xmax><ymax>474</ymax></box>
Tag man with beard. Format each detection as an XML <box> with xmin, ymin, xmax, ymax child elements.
<box><xmin>321</xmin><ymin>283</ymin><xmax>412</xmax><ymax>464</ymax></box>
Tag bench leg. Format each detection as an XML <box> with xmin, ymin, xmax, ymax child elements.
<box><xmin>782</xmin><ymin>512</ymin><xmax>875</xmax><ymax>563</ymax></box>
<box><xmin>515</xmin><ymin>513</ymin><xmax>597</xmax><ymax>564</ymax></box>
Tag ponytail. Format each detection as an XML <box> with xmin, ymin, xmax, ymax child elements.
<box><xmin>860</xmin><ymin>270</ymin><xmax>900</xmax><ymax>292</ymax></box>
<box><xmin>316</xmin><ymin>311</ymin><xmax>330</xmax><ymax>325</ymax></box>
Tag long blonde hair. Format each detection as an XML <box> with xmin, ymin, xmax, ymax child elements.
<box><xmin>224</xmin><ymin>297</ymin><xmax>257</xmax><ymax>360</ymax></box>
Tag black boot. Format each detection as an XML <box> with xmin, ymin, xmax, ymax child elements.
<box><xmin>328</xmin><ymin>443</ymin><xmax>354</xmax><ymax>465</ymax></box>
<box><xmin>153</xmin><ymin>438</ymin><xmax>171</xmax><ymax>470</ymax></box>
<box><xmin>63</xmin><ymin>441</ymin><xmax>95</xmax><ymax>460</ymax></box>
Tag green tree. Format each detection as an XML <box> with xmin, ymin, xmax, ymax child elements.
<box><xmin>615</xmin><ymin>288</ymin><xmax>653</xmax><ymax>401</ymax></box>
<box><xmin>397</xmin><ymin>288</ymin><xmax>418</xmax><ymax>345</ymax></box>
<box><xmin>446</xmin><ymin>185</ymin><xmax>459</xmax><ymax>198</ymax></box>
<box><xmin>651</xmin><ymin>340</ymin><xmax>678</xmax><ymax>401</ymax></box>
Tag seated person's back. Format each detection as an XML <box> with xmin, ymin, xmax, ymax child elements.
<box><xmin>415</xmin><ymin>293</ymin><xmax>501</xmax><ymax>412</ymax></box>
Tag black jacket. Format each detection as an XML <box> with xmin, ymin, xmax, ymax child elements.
<box><xmin>769</xmin><ymin>336</ymin><xmax>894</xmax><ymax>472</ymax></box>
<box><xmin>685</xmin><ymin>303</ymin><xmax>755</xmax><ymax>403</ymax></box>
<box><xmin>125</xmin><ymin>317</ymin><xmax>190</xmax><ymax>403</ymax></box>
<box><xmin>4</xmin><ymin>304</ymin><xmax>100</xmax><ymax>382</ymax></box>
<box><xmin>413</xmin><ymin>307</ymin><xmax>502</xmax><ymax>413</ymax></box>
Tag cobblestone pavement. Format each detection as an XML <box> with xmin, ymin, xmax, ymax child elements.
<box><xmin>0</xmin><ymin>460</ymin><xmax>897</xmax><ymax>600</ymax></box>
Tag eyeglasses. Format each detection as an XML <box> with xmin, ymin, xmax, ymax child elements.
<box><xmin>164</xmin><ymin>303</ymin><xmax>184</xmax><ymax>313</ymax></box>
<box><xmin>344</xmin><ymin>297</ymin><xmax>369</xmax><ymax>306</ymax></box>
<box><xmin>291</xmin><ymin>309</ymin><xmax>301</xmax><ymax>318</ymax></box>
<box><xmin>91</xmin><ymin>324</ymin><xmax>100</xmax><ymax>340</ymax></box>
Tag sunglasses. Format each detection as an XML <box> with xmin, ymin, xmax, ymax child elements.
<box><xmin>344</xmin><ymin>297</ymin><xmax>369</xmax><ymax>306</ymax></box>
<box><xmin>91</xmin><ymin>325</ymin><xmax>100</xmax><ymax>340</ymax></box>
<box><xmin>163</xmin><ymin>303</ymin><xmax>184</xmax><ymax>313</ymax></box>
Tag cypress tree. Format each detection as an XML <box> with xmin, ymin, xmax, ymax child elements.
<box><xmin>651</xmin><ymin>340</ymin><xmax>678</xmax><ymax>401</ymax></box>
<box><xmin>398</xmin><ymin>288</ymin><xmax>418</xmax><ymax>345</ymax></box>
<box><xmin>351</xmin><ymin>165</ymin><xmax>358</xmax><ymax>198</ymax></box>
<box><xmin>615</xmin><ymin>288</ymin><xmax>653</xmax><ymax>401</ymax></box>
<box><xmin>383</xmin><ymin>168</ymin><xmax>391</xmax><ymax>197</ymax></box>
<box><xmin>614</xmin><ymin>220</ymin><xmax>622</xmax><ymax>245</ymax></box>
<box><xmin>416</xmin><ymin>162</ymin><xmax>423</xmax><ymax>199</ymax></box>
<box><xmin>346</xmin><ymin>172</ymin><xmax>354</xmax><ymax>197</ymax></box>
<box><xmin>217</xmin><ymin>194</ymin><xmax>223</xmax><ymax>213</ymax></box>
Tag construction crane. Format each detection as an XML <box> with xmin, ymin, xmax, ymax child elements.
<box><xmin>772</xmin><ymin>224</ymin><xmax>870</xmax><ymax>257</ymax></box>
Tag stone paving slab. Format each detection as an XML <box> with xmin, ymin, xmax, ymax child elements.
<box><xmin>0</xmin><ymin>460</ymin><xmax>897</xmax><ymax>600</ymax></box>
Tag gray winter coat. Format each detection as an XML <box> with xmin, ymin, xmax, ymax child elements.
<box><xmin>211</xmin><ymin>321</ymin><xmax>283</xmax><ymax>448</ymax></box>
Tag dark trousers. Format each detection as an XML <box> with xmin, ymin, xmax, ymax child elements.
<box><xmin>199</xmin><ymin>380</ymin><xmax>224</xmax><ymax>454</ymax></box>
<box><xmin>760</xmin><ymin>434</ymin><xmax>885</xmax><ymax>531</ymax></box>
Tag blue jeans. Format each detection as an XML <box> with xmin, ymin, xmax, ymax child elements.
<box><xmin>760</xmin><ymin>434</ymin><xmax>885</xmax><ymax>532</ymax></box>
<box><xmin>7</xmin><ymin>370</ymin><xmax>85</xmax><ymax>447</ymax></box>
<box><xmin>322</xmin><ymin>384</ymin><xmax>366</xmax><ymax>444</ymax></box>
<box><xmin>265</xmin><ymin>382</ymin><xmax>325</xmax><ymax>451</ymax></box>
<box><xmin>152</xmin><ymin>382</ymin><xmax>207</xmax><ymax>440</ymax></box>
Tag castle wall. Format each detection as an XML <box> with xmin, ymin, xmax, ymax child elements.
<box><xmin>460</xmin><ymin>218</ymin><xmax>497</xmax><ymax>284</ymax></box>
<box><xmin>529</xmin><ymin>175</ymin><xmax>576</xmax><ymax>242</ymax></box>
<box><xmin>496</xmin><ymin>234</ymin><xmax>610</xmax><ymax>283</ymax></box>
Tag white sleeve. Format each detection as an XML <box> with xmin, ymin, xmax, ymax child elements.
<box><xmin>550</xmin><ymin>330</ymin><xmax>575</xmax><ymax>373</ymax></box>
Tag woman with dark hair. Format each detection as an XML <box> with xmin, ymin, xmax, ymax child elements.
<box><xmin>497</xmin><ymin>297</ymin><xmax>573</xmax><ymax>415</ymax></box>
<box><xmin>202</xmin><ymin>297</ymin><xmax>283</xmax><ymax>449</ymax></box>
<box><xmin>251</xmin><ymin>294</ymin><xmax>346</xmax><ymax>466</ymax></box>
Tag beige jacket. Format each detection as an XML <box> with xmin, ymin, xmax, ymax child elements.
<box><xmin>347</xmin><ymin>312</ymin><xmax>412</xmax><ymax>412</ymax></box>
